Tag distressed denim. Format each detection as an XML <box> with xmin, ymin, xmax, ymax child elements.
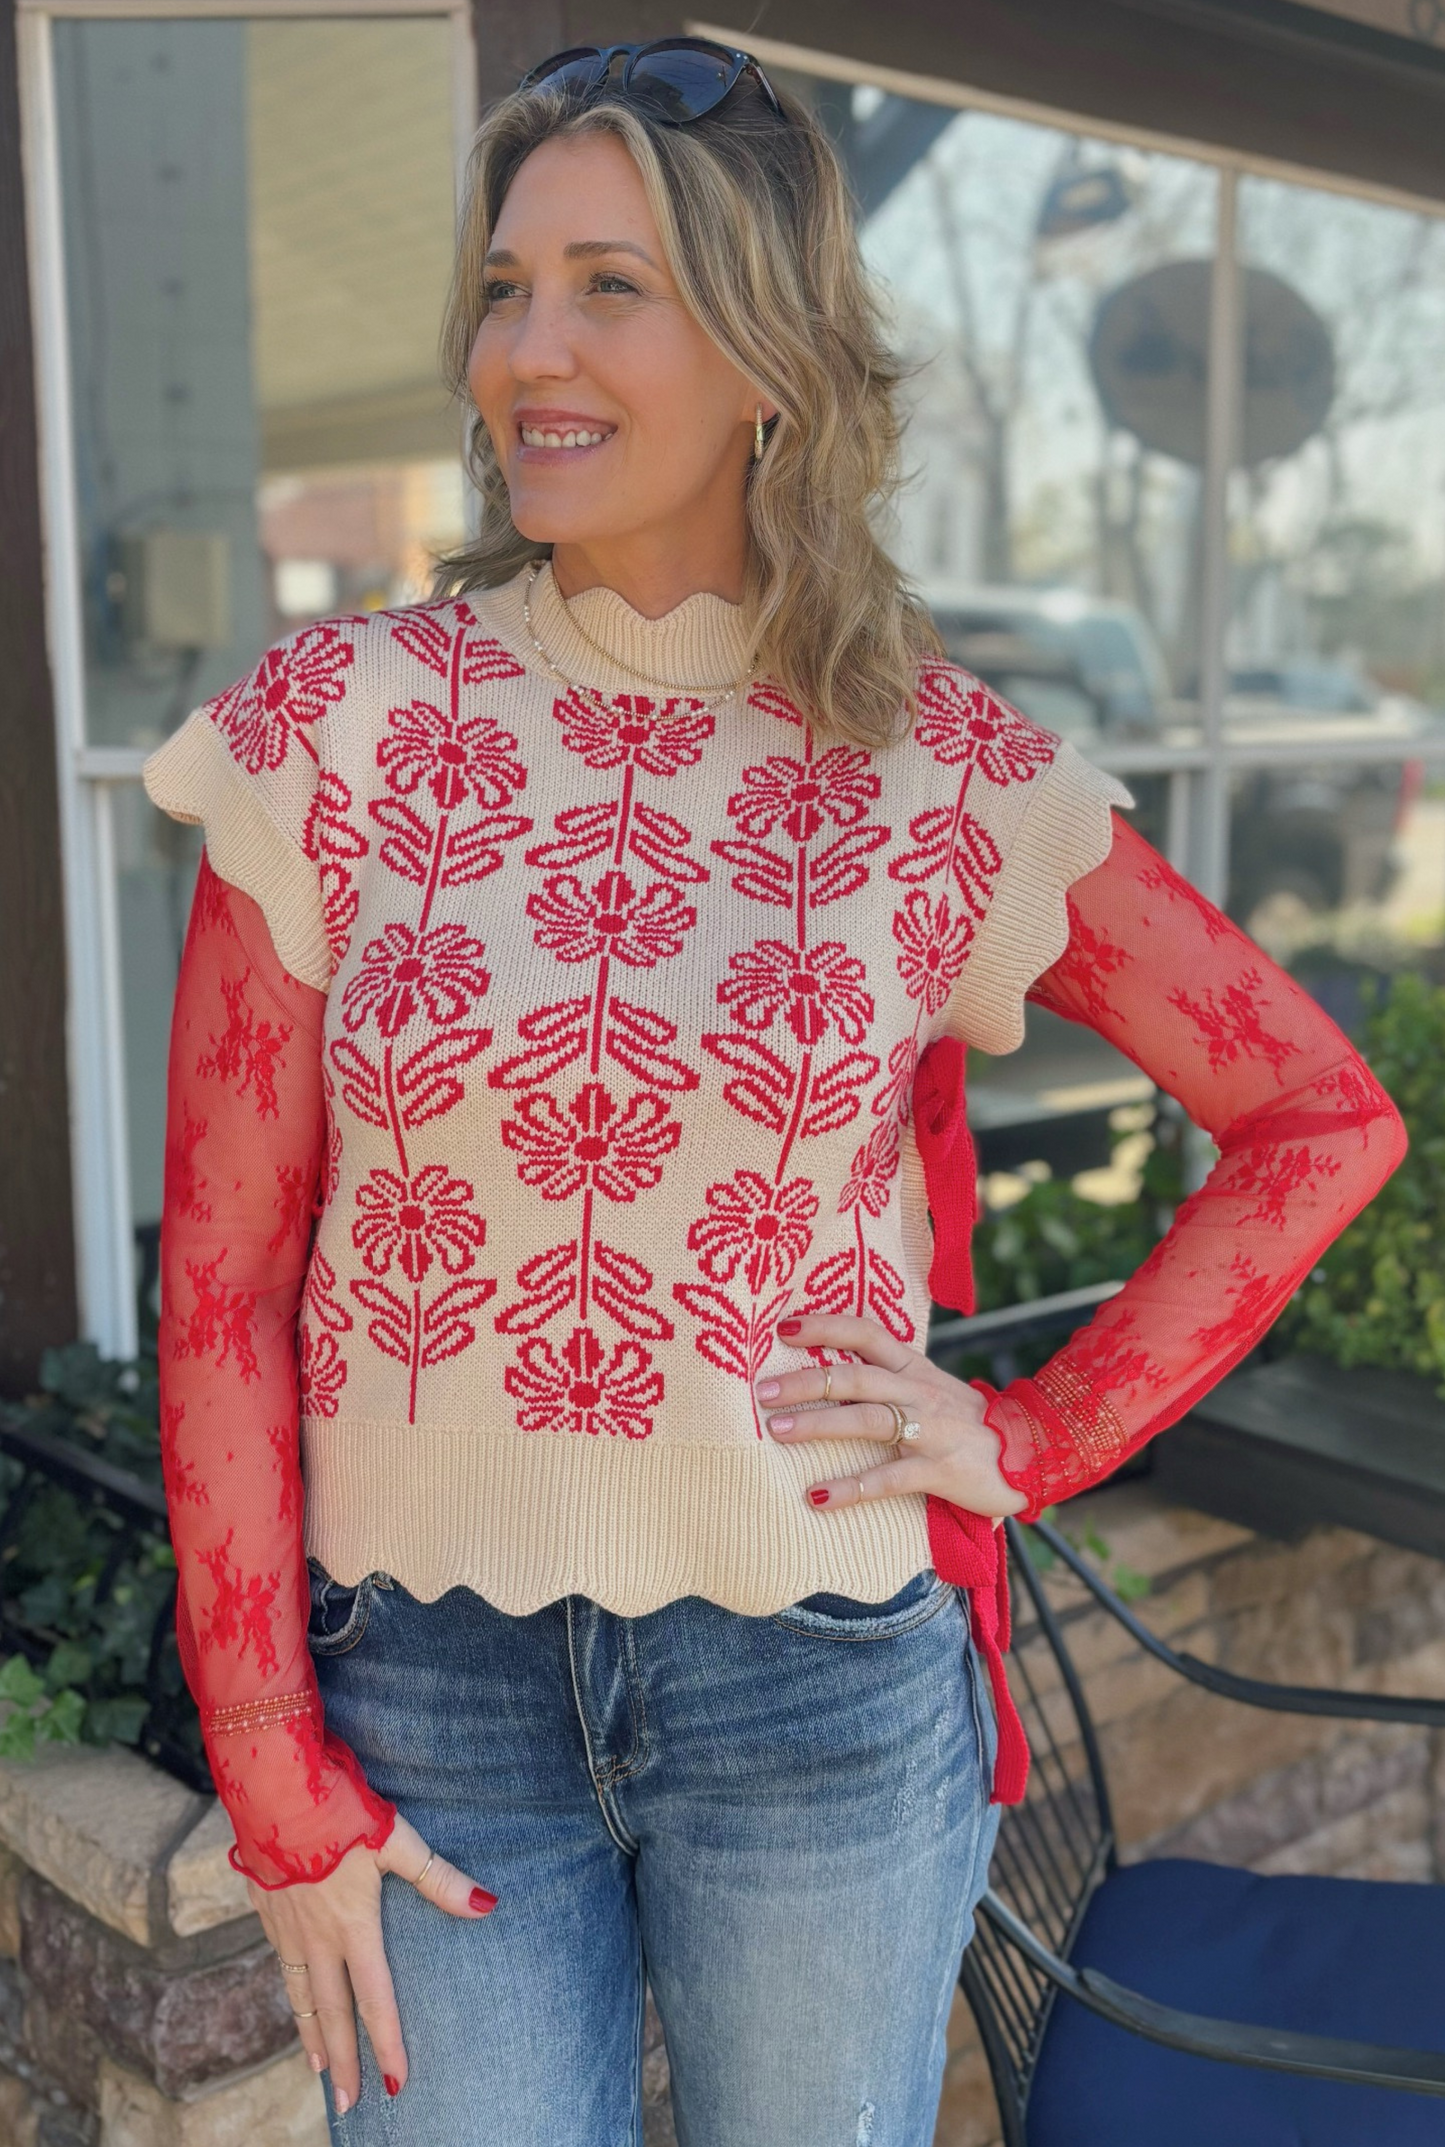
<box><xmin>307</xmin><ymin>1556</ymin><xmax>1000</xmax><ymax>2147</ymax></box>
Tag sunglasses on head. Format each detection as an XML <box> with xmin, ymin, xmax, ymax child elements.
<box><xmin>517</xmin><ymin>37</ymin><xmax>785</xmax><ymax>126</ymax></box>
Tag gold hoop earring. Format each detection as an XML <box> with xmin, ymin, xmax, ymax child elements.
<box><xmin>754</xmin><ymin>404</ymin><xmax>766</xmax><ymax>462</ymax></box>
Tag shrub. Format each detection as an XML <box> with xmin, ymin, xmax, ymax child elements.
<box><xmin>940</xmin><ymin>1105</ymin><xmax>1187</xmax><ymax>1385</ymax></box>
<box><xmin>0</xmin><ymin>1343</ymin><xmax>192</xmax><ymax>1759</ymax></box>
<box><xmin>1277</xmin><ymin>970</ymin><xmax>1445</xmax><ymax>1393</ymax></box>
<box><xmin>971</xmin><ymin>1118</ymin><xmax>1183</xmax><ymax>1316</ymax></box>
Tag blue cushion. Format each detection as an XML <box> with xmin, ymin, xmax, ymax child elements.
<box><xmin>1026</xmin><ymin>1857</ymin><xmax>1445</xmax><ymax>2145</ymax></box>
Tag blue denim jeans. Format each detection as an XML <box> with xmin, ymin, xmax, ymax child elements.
<box><xmin>306</xmin><ymin>1556</ymin><xmax>1000</xmax><ymax>2147</ymax></box>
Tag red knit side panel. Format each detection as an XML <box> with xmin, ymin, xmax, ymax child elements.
<box><xmin>914</xmin><ymin>1035</ymin><xmax>978</xmax><ymax>1316</ymax></box>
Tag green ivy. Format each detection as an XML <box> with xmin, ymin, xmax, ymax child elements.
<box><xmin>1277</xmin><ymin>970</ymin><xmax>1445</xmax><ymax>1393</ymax></box>
<box><xmin>1023</xmin><ymin>1504</ymin><xmax>1152</xmax><ymax>1602</ymax></box>
<box><xmin>0</xmin><ymin>1654</ymin><xmax>86</xmax><ymax>1761</ymax></box>
<box><xmin>11</xmin><ymin>1340</ymin><xmax>164</xmax><ymax>1481</ymax></box>
<box><xmin>973</xmin><ymin>1112</ymin><xmax>1186</xmax><ymax>1321</ymax></box>
<box><xmin>0</xmin><ymin>1341</ymin><xmax>182</xmax><ymax>1756</ymax></box>
<box><xmin>937</xmin><ymin>1107</ymin><xmax>1187</xmax><ymax>1385</ymax></box>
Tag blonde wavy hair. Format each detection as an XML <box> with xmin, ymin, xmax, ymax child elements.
<box><xmin>434</xmin><ymin>75</ymin><xmax>941</xmax><ymax>746</ymax></box>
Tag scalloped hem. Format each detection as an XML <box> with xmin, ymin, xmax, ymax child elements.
<box><xmin>300</xmin><ymin>1416</ymin><xmax>934</xmax><ymax>1619</ymax></box>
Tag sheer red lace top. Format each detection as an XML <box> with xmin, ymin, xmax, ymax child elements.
<box><xmin>159</xmin><ymin>860</ymin><xmax>396</xmax><ymax>1888</ymax></box>
<box><xmin>926</xmin><ymin>814</ymin><xmax>1405</xmax><ymax>1517</ymax></box>
<box><xmin>160</xmin><ymin>816</ymin><xmax>1405</xmax><ymax>1880</ymax></box>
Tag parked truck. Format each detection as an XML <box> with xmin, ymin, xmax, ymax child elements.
<box><xmin>919</xmin><ymin>583</ymin><xmax>1436</xmax><ymax>948</ymax></box>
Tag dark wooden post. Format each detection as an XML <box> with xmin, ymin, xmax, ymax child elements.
<box><xmin>0</xmin><ymin>0</ymin><xmax>80</xmax><ymax>1388</ymax></box>
<box><xmin>472</xmin><ymin>0</ymin><xmax>676</xmax><ymax>109</ymax></box>
<box><xmin>474</xmin><ymin>0</ymin><xmax>1445</xmax><ymax>205</ymax></box>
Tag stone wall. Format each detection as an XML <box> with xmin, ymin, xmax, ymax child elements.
<box><xmin>0</xmin><ymin>1748</ymin><xmax>324</xmax><ymax>2145</ymax></box>
<box><xmin>2</xmin><ymin>1480</ymin><xmax>1443</xmax><ymax>2143</ymax></box>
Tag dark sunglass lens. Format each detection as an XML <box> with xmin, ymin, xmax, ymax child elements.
<box><xmin>626</xmin><ymin>48</ymin><xmax>735</xmax><ymax>120</ymax></box>
<box><xmin>520</xmin><ymin>48</ymin><xmax>605</xmax><ymax>96</ymax></box>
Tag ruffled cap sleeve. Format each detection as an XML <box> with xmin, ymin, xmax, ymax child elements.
<box><xmin>141</xmin><ymin>619</ymin><xmax>356</xmax><ymax>992</ymax></box>
<box><xmin>945</xmin><ymin>735</ymin><xmax>1133</xmax><ymax>1054</ymax></box>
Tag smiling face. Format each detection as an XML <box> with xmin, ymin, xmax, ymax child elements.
<box><xmin>467</xmin><ymin>131</ymin><xmax>770</xmax><ymax>605</ymax></box>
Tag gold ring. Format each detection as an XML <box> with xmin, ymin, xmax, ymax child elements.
<box><xmin>277</xmin><ymin>1957</ymin><xmax>309</xmax><ymax>1975</ymax></box>
<box><xmin>414</xmin><ymin>1850</ymin><xmax>436</xmax><ymax>1887</ymax></box>
<box><xmin>821</xmin><ymin>1365</ymin><xmax>833</xmax><ymax>1404</ymax></box>
<box><xmin>291</xmin><ymin>2007</ymin><xmax>319</xmax><ymax>2021</ymax></box>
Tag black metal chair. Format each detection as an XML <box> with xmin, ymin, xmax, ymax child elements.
<box><xmin>959</xmin><ymin>1513</ymin><xmax>1445</xmax><ymax>2145</ymax></box>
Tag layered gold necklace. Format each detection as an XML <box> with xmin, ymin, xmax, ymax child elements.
<box><xmin>521</xmin><ymin>563</ymin><xmax>748</xmax><ymax>720</ymax></box>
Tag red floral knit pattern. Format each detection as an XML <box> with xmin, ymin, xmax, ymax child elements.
<box><xmin>977</xmin><ymin>813</ymin><xmax>1408</xmax><ymax>1517</ymax></box>
<box><xmin>147</xmin><ymin>598</ymin><xmax>1119</xmax><ymax>1520</ymax></box>
<box><xmin>331</xmin><ymin>608</ymin><xmax>530</xmax><ymax>1420</ymax></box>
<box><xmin>492</xmin><ymin>688</ymin><xmax>708</xmax><ymax>1439</ymax></box>
<box><xmin>675</xmin><ymin>703</ymin><xmax>895</xmax><ymax>1406</ymax></box>
<box><xmin>159</xmin><ymin>857</ymin><xmax>397</xmax><ymax>1889</ymax></box>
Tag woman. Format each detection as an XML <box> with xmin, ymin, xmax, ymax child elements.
<box><xmin>143</xmin><ymin>40</ymin><xmax>1405</xmax><ymax>2145</ymax></box>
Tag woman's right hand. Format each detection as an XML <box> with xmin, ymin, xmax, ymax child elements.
<box><xmin>247</xmin><ymin>1810</ymin><xmax>498</xmax><ymax>2111</ymax></box>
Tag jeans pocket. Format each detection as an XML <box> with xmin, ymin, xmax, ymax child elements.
<box><xmin>306</xmin><ymin>1557</ymin><xmax>378</xmax><ymax>1657</ymax></box>
<box><xmin>771</xmin><ymin>1567</ymin><xmax>954</xmax><ymax>1640</ymax></box>
<box><xmin>961</xmin><ymin>1616</ymin><xmax>998</xmax><ymax>1802</ymax></box>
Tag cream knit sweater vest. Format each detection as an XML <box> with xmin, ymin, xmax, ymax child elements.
<box><xmin>143</xmin><ymin>563</ymin><xmax>1128</xmax><ymax>1615</ymax></box>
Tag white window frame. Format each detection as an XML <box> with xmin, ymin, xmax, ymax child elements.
<box><xmin>17</xmin><ymin>0</ymin><xmax>477</xmax><ymax>1358</ymax></box>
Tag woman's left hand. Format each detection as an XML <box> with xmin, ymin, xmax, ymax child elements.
<box><xmin>757</xmin><ymin>1314</ymin><xmax>1027</xmax><ymax>1520</ymax></box>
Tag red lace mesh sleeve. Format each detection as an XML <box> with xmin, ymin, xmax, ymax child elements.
<box><xmin>980</xmin><ymin>813</ymin><xmax>1408</xmax><ymax>1520</ymax></box>
<box><xmin>159</xmin><ymin>852</ymin><xmax>397</xmax><ymax>1888</ymax></box>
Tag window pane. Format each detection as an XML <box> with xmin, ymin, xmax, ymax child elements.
<box><xmin>780</xmin><ymin>74</ymin><xmax>1220</xmax><ymax>1196</ymax></box>
<box><xmin>803</xmin><ymin>83</ymin><xmax>1218</xmax><ymax>749</ymax></box>
<box><xmin>53</xmin><ymin>15</ymin><xmax>465</xmax><ymax>1319</ymax></box>
<box><xmin>1233</xmin><ymin>176</ymin><xmax>1445</xmax><ymax>728</ymax></box>
<box><xmin>54</xmin><ymin>16</ymin><xmax>465</xmax><ymax>754</ymax></box>
<box><xmin>1226</xmin><ymin>175</ymin><xmax>1445</xmax><ymax>981</ymax></box>
<box><xmin>1229</xmin><ymin>759</ymin><xmax>1445</xmax><ymax>1035</ymax></box>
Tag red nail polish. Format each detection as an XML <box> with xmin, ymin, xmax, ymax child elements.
<box><xmin>808</xmin><ymin>1486</ymin><xmax>830</xmax><ymax>1506</ymax></box>
<box><xmin>778</xmin><ymin>1318</ymin><xmax>802</xmax><ymax>1336</ymax></box>
<box><xmin>469</xmin><ymin>1886</ymin><xmax>498</xmax><ymax>1914</ymax></box>
<box><xmin>385</xmin><ymin>2075</ymin><xmax>401</xmax><ymax>2097</ymax></box>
